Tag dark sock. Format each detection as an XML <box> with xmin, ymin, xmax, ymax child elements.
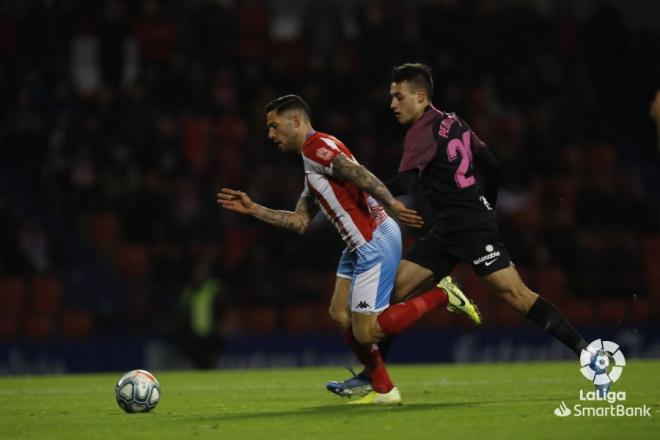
<box><xmin>526</xmin><ymin>296</ymin><xmax>587</xmax><ymax>356</ymax></box>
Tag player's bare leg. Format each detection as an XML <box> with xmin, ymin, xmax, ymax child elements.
<box><xmin>481</xmin><ymin>266</ymin><xmax>537</xmax><ymax>313</ymax></box>
<box><xmin>351</xmin><ymin>312</ymin><xmax>384</xmax><ymax>345</ymax></box>
<box><xmin>353</xmin><ymin>278</ymin><xmax>480</xmax><ymax>346</ymax></box>
<box><xmin>328</xmin><ymin>276</ymin><xmax>351</xmax><ymax>332</ymax></box>
<box><xmin>345</xmin><ymin>279</ymin><xmax>477</xmax><ymax>404</ymax></box>
<box><xmin>482</xmin><ymin>266</ymin><xmax>587</xmax><ymax>355</ymax></box>
<box><xmin>328</xmin><ymin>276</ymin><xmax>480</xmax><ymax>398</ymax></box>
<box><xmin>326</xmin><ymin>278</ymin><xmax>380</xmax><ymax>399</ymax></box>
<box><xmin>329</xmin><ymin>303</ymin><xmax>419</xmax><ymax>401</ymax></box>
<box><xmin>393</xmin><ymin>262</ymin><xmax>481</xmax><ymax>322</ymax></box>
<box><xmin>371</xmin><ymin>260</ymin><xmax>435</xmax><ymax>362</ymax></box>
<box><xmin>346</xmin><ymin>312</ymin><xmax>400</xmax><ymax>405</ymax></box>
<box><xmin>391</xmin><ymin>260</ymin><xmax>435</xmax><ymax>303</ymax></box>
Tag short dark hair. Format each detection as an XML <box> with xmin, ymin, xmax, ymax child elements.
<box><xmin>391</xmin><ymin>63</ymin><xmax>434</xmax><ymax>98</ymax></box>
<box><xmin>264</xmin><ymin>94</ymin><xmax>311</xmax><ymax>120</ymax></box>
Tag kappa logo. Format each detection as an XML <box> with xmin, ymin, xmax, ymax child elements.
<box><xmin>356</xmin><ymin>301</ymin><xmax>370</xmax><ymax>310</ymax></box>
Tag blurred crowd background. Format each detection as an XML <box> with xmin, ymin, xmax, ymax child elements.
<box><xmin>1</xmin><ymin>0</ymin><xmax>659</xmax><ymax>364</ymax></box>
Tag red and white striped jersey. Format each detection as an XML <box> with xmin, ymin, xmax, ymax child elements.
<box><xmin>301</xmin><ymin>131</ymin><xmax>388</xmax><ymax>251</ymax></box>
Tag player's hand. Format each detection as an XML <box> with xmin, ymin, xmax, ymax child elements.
<box><xmin>389</xmin><ymin>199</ymin><xmax>424</xmax><ymax>228</ymax></box>
<box><xmin>217</xmin><ymin>188</ymin><xmax>255</xmax><ymax>215</ymax></box>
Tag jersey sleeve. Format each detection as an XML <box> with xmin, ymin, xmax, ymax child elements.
<box><xmin>399</xmin><ymin>118</ymin><xmax>439</xmax><ymax>173</ymax></box>
<box><xmin>302</xmin><ymin>136</ymin><xmax>343</xmax><ymax>174</ymax></box>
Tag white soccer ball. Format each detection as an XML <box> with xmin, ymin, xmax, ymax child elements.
<box><xmin>115</xmin><ymin>369</ymin><xmax>161</xmax><ymax>413</ymax></box>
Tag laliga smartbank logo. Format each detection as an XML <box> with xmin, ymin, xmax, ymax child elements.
<box><xmin>553</xmin><ymin>339</ymin><xmax>651</xmax><ymax>417</ymax></box>
<box><xmin>579</xmin><ymin>338</ymin><xmax>626</xmax><ymax>396</ymax></box>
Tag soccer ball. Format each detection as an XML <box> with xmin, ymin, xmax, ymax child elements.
<box><xmin>589</xmin><ymin>349</ymin><xmax>613</xmax><ymax>375</ymax></box>
<box><xmin>115</xmin><ymin>369</ymin><xmax>161</xmax><ymax>413</ymax></box>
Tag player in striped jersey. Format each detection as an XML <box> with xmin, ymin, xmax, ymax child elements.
<box><xmin>218</xmin><ymin>95</ymin><xmax>480</xmax><ymax>404</ymax></box>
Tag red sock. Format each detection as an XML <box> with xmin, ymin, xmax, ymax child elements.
<box><xmin>343</xmin><ymin>330</ymin><xmax>393</xmax><ymax>393</ymax></box>
<box><xmin>377</xmin><ymin>287</ymin><xmax>448</xmax><ymax>335</ymax></box>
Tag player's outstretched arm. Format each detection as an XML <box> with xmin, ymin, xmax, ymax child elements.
<box><xmin>217</xmin><ymin>188</ymin><xmax>315</xmax><ymax>234</ymax></box>
<box><xmin>217</xmin><ymin>188</ymin><xmax>257</xmax><ymax>214</ymax></box>
<box><xmin>331</xmin><ymin>154</ymin><xmax>423</xmax><ymax>228</ymax></box>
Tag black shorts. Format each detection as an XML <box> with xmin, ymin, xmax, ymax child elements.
<box><xmin>405</xmin><ymin>221</ymin><xmax>512</xmax><ymax>278</ymax></box>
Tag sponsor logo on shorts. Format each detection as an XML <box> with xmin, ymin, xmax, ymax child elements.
<box><xmin>473</xmin><ymin>244</ymin><xmax>501</xmax><ymax>265</ymax></box>
<box><xmin>356</xmin><ymin>301</ymin><xmax>370</xmax><ymax>310</ymax></box>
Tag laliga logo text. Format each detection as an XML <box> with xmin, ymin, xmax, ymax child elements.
<box><xmin>553</xmin><ymin>339</ymin><xmax>651</xmax><ymax>418</ymax></box>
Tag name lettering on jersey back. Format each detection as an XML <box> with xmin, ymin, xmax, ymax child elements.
<box><xmin>438</xmin><ymin>117</ymin><xmax>455</xmax><ymax>138</ymax></box>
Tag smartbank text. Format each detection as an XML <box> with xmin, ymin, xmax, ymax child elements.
<box><xmin>574</xmin><ymin>390</ymin><xmax>651</xmax><ymax>417</ymax></box>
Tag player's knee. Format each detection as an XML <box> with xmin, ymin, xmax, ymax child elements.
<box><xmin>352</xmin><ymin>328</ymin><xmax>376</xmax><ymax>345</ymax></box>
<box><xmin>328</xmin><ymin>305</ymin><xmax>350</xmax><ymax>331</ymax></box>
<box><xmin>494</xmin><ymin>285</ymin><xmax>536</xmax><ymax>313</ymax></box>
<box><xmin>392</xmin><ymin>284</ymin><xmax>412</xmax><ymax>304</ymax></box>
<box><xmin>353</xmin><ymin>321</ymin><xmax>384</xmax><ymax>345</ymax></box>
<box><xmin>495</xmin><ymin>289</ymin><xmax>517</xmax><ymax>308</ymax></box>
<box><xmin>505</xmin><ymin>281</ymin><xmax>535</xmax><ymax>301</ymax></box>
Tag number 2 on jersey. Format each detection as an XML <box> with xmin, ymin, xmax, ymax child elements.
<box><xmin>447</xmin><ymin>131</ymin><xmax>475</xmax><ymax>188</ymax></box>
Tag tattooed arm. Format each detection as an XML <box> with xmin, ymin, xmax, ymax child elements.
<box><xmin>332</xmin><ymin>153</ymin><xmax>396</xmax><ymax>208</ymax></box>
<box><xmin>253</xmin><ymin>193</ymin><xmax>317</xmax><ymax>234</ymax></box>
<box><xmin>217</xmin><ymin>188</ymin><xmax>317</xmax><ymax>234</ymax></box>
<box><xmin>331</xmin><ymin>154</ymin><xmax>423</xmax><ymax>228</ymax></box>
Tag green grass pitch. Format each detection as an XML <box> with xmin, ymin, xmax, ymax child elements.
<box><xmin>1</xmin><ymin>360</ymin><xmax>658</xmax><ymax>439</ymax></box>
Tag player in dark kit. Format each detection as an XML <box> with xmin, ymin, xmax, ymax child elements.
<box><xmin>327</xmin><ymin>63</ymin><xmax>589</xmax><ymax>397</ymax></box>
